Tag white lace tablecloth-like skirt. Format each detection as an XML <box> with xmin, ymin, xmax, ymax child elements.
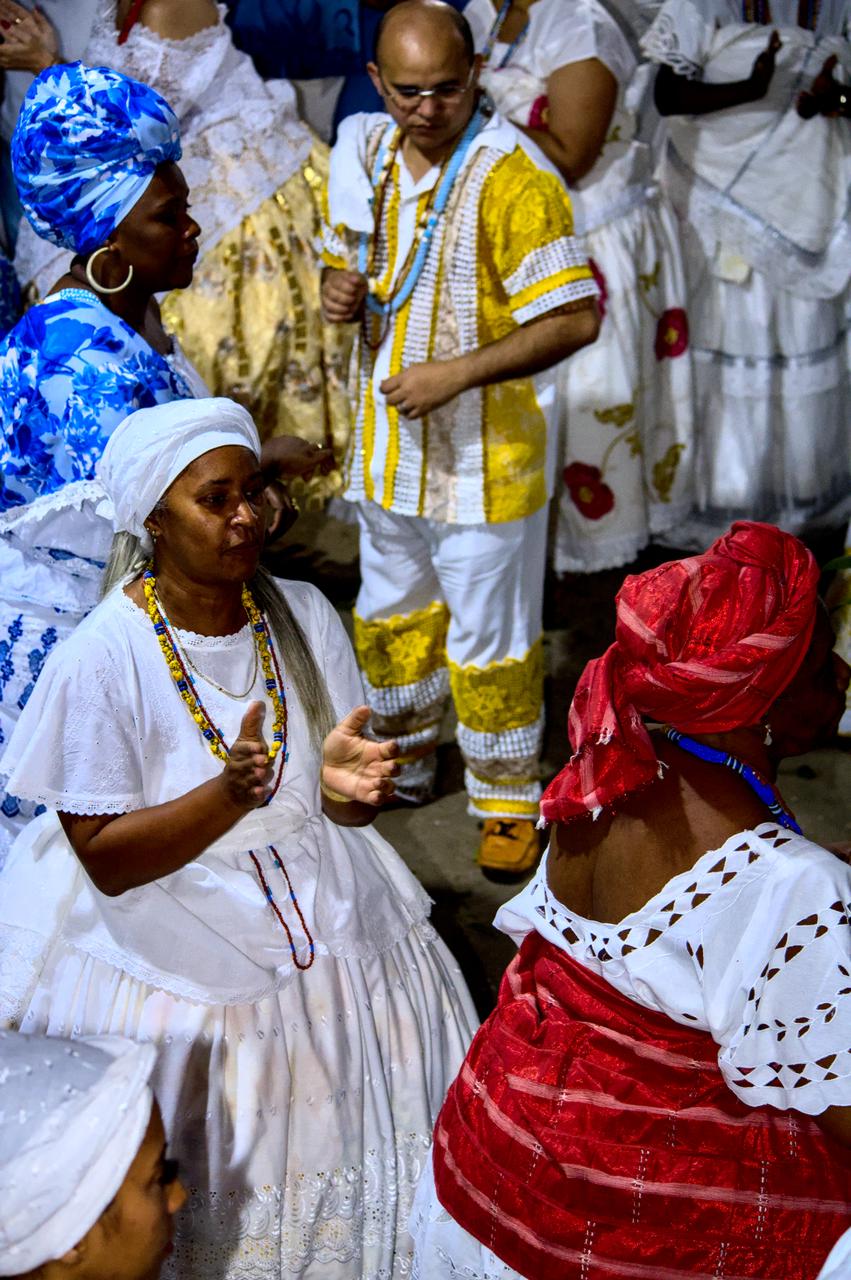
<box><xmin>552</xmin><ymin>191</ymin><xmax>694</xmax><ymax>575</ymax></box>
<box><xmin>660</xmin><ymin>221</ymin><xmax>851</xmax><ymax>551</ymax></box>
<box><xmin>17</xmin><ymin>922</ymin><xmax>476</xmax><ymax>1280</ymax></box>
<box><xmin>0</xmin><ymin>535</ymin><xmax>102</xmax><ymax>867</ymax></box>
<box><xmin>409</xmin><ymin>1158</ymin><xmax>524</xmax><ymax>1280</ymax></box>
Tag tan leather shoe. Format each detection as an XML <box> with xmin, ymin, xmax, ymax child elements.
<box><xmin>476</xmin><ymin>817</ymin><xmax>541</xmax><ymax>881</ymax></box>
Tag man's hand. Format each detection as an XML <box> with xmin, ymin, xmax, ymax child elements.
<box><xmin>380</xmin><ymin>360</ymin><xmax>467</xmax><ymax>419</ymax></box>
<box><xmin>221</xmin><ymin>702</ymin><xmax>272</xmax><ymax>810</ymax></box>
<box><xmin>321</xmin><ymin>706</ymin><xmax>398</xmax><ymax>806</ymax></box>
<box><xmin>321</xmin><ymin>268</ymin><xmax>367</xmax><ymax>323</ymax></box>
<box><xmin>748</xmin><ymin>30</ymin><xmax>781</xmax><ymax>100</ymax></box>
<box><xmin>0</xmin><ymin>1</ymin><xmax>58</xmax><ymax>73</ymax></box>
<box><xmin>261</xmin><ymin>434</ymin><xmax>335</xmax><ymax>482</ymax></box>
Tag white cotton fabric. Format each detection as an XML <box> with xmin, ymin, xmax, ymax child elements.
<box><xmin>0</xmin><ymin>577</ymin><xmax>477</xmax><ymax>1277</ymax></box>
<box><xmin>466</xmin><ymin>0</ymin><xmax>642</xmax><ymax>231</ymax></box>
<box><xmin>496</xmin><ymin>824</ymin><xmax>851</xmax><ymax>1115</ymax></box>
<box><xmin>0</xmin><ymin>579</ymin><xmax>436</xmax><ymax>1006</ymax></box>
<box><xmin>817</xmin><ymin>1226</ymin><xmax>851</xmax><ymax>1279</ymax></box>
<box><xmin>0</xmin><ymin>1031</ymin><xmax>154</xmax><ymax>1275</ymax></box>
<box><xmin>96</xmin><ymin>396</ymin><xmax>260</xmax><ymax>551</ymax></box>
<box><xmin>640</xmin><ymin>0</ymin><xmax>851</xmax><ymax>544</ymax></box>
<box><xmin>354</xmin><ymin>503</ymin><xmax>548</xmax><ymax>816</ymax></box>
<box><xmin>641</xmin><ymin>0</ymin><xmax>851</xmax><ymax>298</ymax></box>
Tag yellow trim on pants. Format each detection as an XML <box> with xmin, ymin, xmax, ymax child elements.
<box><xmin>449</xmin><ymin>638</ymin><xmax>544</xmax><ymax>734</ymax></box>
<box><xmin>353</xmin><ymin>602</ymin><xmax>450</xmax><ymax>689</ymax></box>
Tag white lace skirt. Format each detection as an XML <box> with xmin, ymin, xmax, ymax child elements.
<box><xmin>18</xmin><ymin>925</ymin><xmax>477</xmax><ymax>1279</ymax></box>
<box><xmin>552</xmin><ymin>194</ymin><xmax>694</xmax><ymax>574</ymax></box>
<box><xmin>409</xmin><ymin>1160</ymin><xmax>524</xmax><ymax>1280</ymax></box>
<box><xmin>666</xmin><ymin>222</ymin><xmax>851</xmax><ymax>549</ymax></box>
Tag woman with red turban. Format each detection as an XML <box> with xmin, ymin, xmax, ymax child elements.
<box><xmin>412</xmin><ymin>520</ymin><xmax>851</xmax><ymax>1279</ymax></box>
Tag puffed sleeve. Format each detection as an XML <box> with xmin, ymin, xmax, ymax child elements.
<box><xmin>278</xmin><ymin>579</ymin><xmax>365</xmax><ymax>722</ymax></box>
<box><xmin>0</xmin><ymin>617</ymin><xmax>145</xmax><ymax>815</ymax></box>
<box><xmin>702</xmin><ymin>836</ymin><xmax>851</xmax><ymax>1114</ymax></box>
<box><xmin>319</xmin><ymin>111</ymin><xmax>391</xmax><ymax>264</ymax></box>
<box><xmin>480</xmin><ymin>149</ymin><xmax>598</xmax><ymax>324</ymax></box>
<box><xmin>640</xmin><ymin>0</ymin><xmax>716</xmax><ymax>78</ymax></box>
<box><xmin>536</xmin><ymin>0</ymin><xmax>636</xmax><ymax>86</ymax></box>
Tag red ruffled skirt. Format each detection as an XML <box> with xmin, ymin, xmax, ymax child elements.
<box><xmin>433</xmin><ymin>932</ymin><xmax>851</xmax><ymax>1278</ymax></box>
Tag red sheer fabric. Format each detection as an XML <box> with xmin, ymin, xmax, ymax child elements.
<box><xmin>117</xmin><ymin>0</ymin><xmax>147</xmax><ymax>44</ymax></box>
<box><xmin>541</xmin><ymin>521</ymin><xmax>820</xmax><ymax>825</ymax></box>
<box><xmin>433</xmin><ymin>933</ymin><xmax>851</xmax><ymax>1279</ymax></box>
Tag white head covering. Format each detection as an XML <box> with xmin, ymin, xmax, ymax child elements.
<box><xmin>97</xmin><ymin>397</ymin><xmax>261</xmax><ymax>554</ymax></box>
<box><xmin>0</xmin><ymin>1031</ymin><xmax>156</xmax><ymax>1275</ymax></box>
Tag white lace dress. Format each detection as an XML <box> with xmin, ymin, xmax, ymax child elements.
<box><xmin>641</xmin><ymin>0</ymin><xmax>851</xmax><ymax>546</ymax></box>
<box><xmin>466</xmin><ymin>0</ymin><xmax>695</xmax><ymax>573</ymax></box>
<box><xmin>0</xmin><ymin>580</ymin><xmax>478</xmax><ymax>1279</ymax></box>
<box><xmin>410</xmin><ymin>823</ymin><xmax>851</xmax><ymax>1276</ymax></box>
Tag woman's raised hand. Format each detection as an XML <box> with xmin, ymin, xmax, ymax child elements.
<box><xmin>0</xmin><ymin>2</ymin><xmax>59</xmax><ymax>74</ymax></box>
<box><xmin>321</xmin><ymin>706</ymin><xmax>399</xmax><ymax>807</ymax></box>
<box><xmin>749</xmin><ymin>30</ymin><xmax>782</xmax><ymax>100</ymax></box>
<box><xmin>222</xmin><ymin>701</ymin><xmax>273</xmax><ymax>809</ymax></box>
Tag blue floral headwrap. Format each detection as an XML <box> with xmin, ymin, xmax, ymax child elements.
<box><xmin>12</xmin><ymin>61</ymin><xmax>181</xmax><ymax>255</ymax></box>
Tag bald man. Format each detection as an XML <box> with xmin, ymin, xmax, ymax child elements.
<box><xmin>320</xmin><ymin>0</ymin><xmax>599</xmax><ymax>877</ymax></box>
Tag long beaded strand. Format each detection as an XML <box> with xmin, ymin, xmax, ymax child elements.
<box><xmin>142</xmin><ymin>569</ymin><xmax>313</xmax><ymax>964</ymax></box>
<box><xmin>248</xmin><ymin>846</ymin><xmax>315</xmax><ymax>970</ymax></box>
<box><xmin>143</xmin><ymin>568</ymin><xmax>286</xmax><ymax>767</ymax></box>
<box><xmin>358</xmin><ymin>100</ymin><xmax>489</xmax><ymax>342</ymax></box>
<box><xmin>481</xmin><ymin>0</ymin><xmax>531</xmax><ymax>68</ymax></box>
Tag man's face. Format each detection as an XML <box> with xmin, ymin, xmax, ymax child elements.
<box><xmin>369</xmin><ymin>34</ymin><xmax>479</xmax><ymax>155</ymax></box>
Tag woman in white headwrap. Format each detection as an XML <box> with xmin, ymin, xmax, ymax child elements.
<box><xmin>0</xmin><ymin>1030</ymin><xmax>185</xmax><ymax>1279</ymax></box>
<box><xmin>0</xmin><ymin>397</ymin><xmax>477</xmax><ymax>1280</ymax></box>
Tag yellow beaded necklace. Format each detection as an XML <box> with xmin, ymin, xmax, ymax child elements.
<box><xmin>142</xmin><ymin>568</ymin><xmax>287</xmax><ymax>767</ymax></box>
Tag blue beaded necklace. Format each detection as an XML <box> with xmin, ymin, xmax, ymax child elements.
<box><xmin>358</xmin><ymin>100</ymin><xmax>489</xmax><ymax>333</ymax></box>
<box><xmin>663</xmin><ymin>727</ymin><xmax>802</xmax><ymax>833</ymax></box>
<box><xmin>482</xmin><ymin>0</ymin><xmax>531</xmax><ymax>68</ymax></box>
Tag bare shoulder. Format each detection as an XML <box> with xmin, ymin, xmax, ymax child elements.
<box><xmin>120</xmin><ymin>0</ymin><xmax>219</xmax><ymax>40</ymax></box>
<box><xmin>547</xmin><ymin>736</ymin><xmax>771</xmax><ymax>922</ymax></box>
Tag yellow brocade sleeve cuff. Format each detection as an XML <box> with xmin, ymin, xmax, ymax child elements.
<box><xmin>480</xmin><ymin>150</ymin><xmax>598</xmax><ymax>325</ymax></box>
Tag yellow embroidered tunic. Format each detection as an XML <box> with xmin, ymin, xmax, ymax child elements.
<box><xmin>321</xmin><ymin>111</ymin><xmax>597</xmax><ymax>525</ymax></box>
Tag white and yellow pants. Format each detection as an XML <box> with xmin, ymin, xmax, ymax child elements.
<box><xmin>353</xmin><ymin>502</ymin><xmax>547</xmax><ymax>821</ymax></box>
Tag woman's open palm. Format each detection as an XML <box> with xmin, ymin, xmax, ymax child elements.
<box><xmin>322</xmin><ymin>706</ymin><xmax>399</xmax><ymax>806</ymax></box>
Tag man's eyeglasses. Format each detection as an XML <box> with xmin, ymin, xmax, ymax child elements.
<box><xmin>378</xmin><ymin>64</ymin><xmax>476</xmax><ymax>109</ymax></box>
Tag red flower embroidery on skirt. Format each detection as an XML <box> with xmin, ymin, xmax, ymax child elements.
<box><xmin>654</xmin><ymin>308</ymin><xmax>689</xmax><ymax>360</ymax></box>
<box><xmin>588</xmin><ymin>258</ymin><xmax>608</xmax><ymax>322</ymax></box>
<box><xmin>528</xmin><ymin>94</ymin><xmax>549</xmax><ymax>130</ymax></box>
<box><xmin>563</xmin><ymin>463</ymin><xmax>615</xmax><ymax>520</ymax></box>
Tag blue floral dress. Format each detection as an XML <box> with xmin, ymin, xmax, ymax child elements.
<box><xmin>0</xmin><ymin>288</ymin><xmax>201</xmax><ymax>861</ymax></box>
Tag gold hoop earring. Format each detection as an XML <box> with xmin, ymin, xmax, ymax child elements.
<box><xmin>85</xmin><ymin>245</ymin><xmax>134</xmax><ymax>295</ymax></box>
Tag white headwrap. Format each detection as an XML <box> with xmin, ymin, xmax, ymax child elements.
<box><xmin>97</xmin><ymin>397</ymin><xmax>261</xmax><ymax>553</ymax></box>
<box><xmin>0</xmin><ymin>1031</ymin><xmax>156</xmax><ymax>1275</ymax></box>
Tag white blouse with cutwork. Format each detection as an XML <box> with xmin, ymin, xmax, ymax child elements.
<box><xmin>497</xmin><ymin>824</ymin><xmax>851</xmax><ymax>1115</ymax></box>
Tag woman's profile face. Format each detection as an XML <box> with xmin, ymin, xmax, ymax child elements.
<box><xmin>71</xmin><ymin>1103</ymin><xmax>186</xmax><ymax>1280</ymax></box>
<box><xmin>112</xmin><ymin>162</ymin><xmax>200</xmax><ymax>293</ymax></box>
<box><xmin>148</xmin><ymin>445</ymin><xmax>266</xmax><ymax>587</ymax></box>
<box><xmin>768</xmin><ymin>607</ymin><xmax>850</xmax><ymax>757</ymax></box>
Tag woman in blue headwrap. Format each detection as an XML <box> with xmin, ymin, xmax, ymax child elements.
<box><xmin>0</xmin><ymin>61</ymin><xmax>333</xmax><ymax>863</ymax></box>
<box><xmin>0</xmin><ymin>61</ymin><xmax>206</xmax><ymax>861</ymax></box>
